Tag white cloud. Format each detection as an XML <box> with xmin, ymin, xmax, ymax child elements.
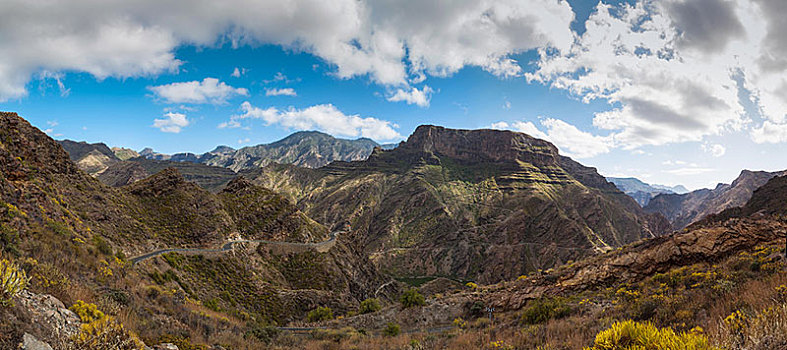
<box><xmin>265</xmin><ymin>88</ymin><xmax>297</xmax><ymax>97</ymax></box>
<box><xmin>702</xmin><ymin>142</ymin><xmax>726</xmax><ymax>157</ymax></box>
<box><xmin>153</xmin><ymin>112</ymin><xmax>190</xmax><ymax>133</ymax></box>
<box><xmin>663</xmin><ymin>167</ymin><xmax>716</xmax><ymax>176</ymax></box>
<box><xmin>231</xmin><ymin>67</ymin><xmax>248</xmax><ymax>78</ymax></box>
<box><xmin>751</xmin><ymin>121</ymin><xmax>787</xmax><ymax>143</ymax></box>
<box><xmin>0</xmin><ymin>0</ymin><xmax>575</xmax><ymax>101</ymax></box>
<box><xmin>527</xmin><ymin>0</ymin><xmax>787</xmax><ymax>148</ymax></box>
<box><xmin>503</xmin><ymin>100</ymin><xmax>511</xmax><ymax>110</ymax></box>
<box><xmin>222</xmin><ymin>101</ymin><xmax>401</xmax><ymax>141</ymax></box>
<box><xmin>386</xmin><ymin>85</ymin><xmax>433</xmax><ymax>107</ymax></box>
<box><xmin>491</xmin><ymin>118</ymin><xmax>612</xmax><ymax>159</ymax></box>
<box><xmin>149</xmin><ymin>78</ymin><xmax>248</xmax><ymax>104</ymax></box>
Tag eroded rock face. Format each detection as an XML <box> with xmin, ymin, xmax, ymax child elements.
<box><xmin>256</xmin><ymin>125</ymin><xmax>670</xmax><ymax>284</ymax></box>
<box><xmin>488</xmin><ymin>217</ymin><xmax>787</xmax><ymax>310</ymax></box>
<box><xmin>16</xmin><ymin>290</ymin><xmax>81</xmax><ymax>340</ymax></box>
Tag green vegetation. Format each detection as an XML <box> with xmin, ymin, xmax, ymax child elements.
<box><xmin>359</xmin><ymin>298</ymin><xmax>382</xmax><ymax>314</ymax></box>
<box><xmin>520</xmin><ymin>297</ymin><xmax>572</xmax><ymax>325</ymax></box>
<box><xmin>0</xmin><ymin>258</ymin><xmax>28</xmax><ymax>306</ymax></box>
<box><xmin>307</xmin><ymin>306</ymin><xmax>334</xmax><ymax>322</ymax></box>
<box><xmin>400</xmin><ymin>288</ymin><xmax>425</xmax><ymax>308</ymax></box>
<box><xmin>584</xmin><ymin>320</ymin><xmax>716</xmax><ymax>350</ymax></box>
<box><xmin>383</xmin><ymin>322</ymin><xmax>400</xmax><ymax>337</ymax></box>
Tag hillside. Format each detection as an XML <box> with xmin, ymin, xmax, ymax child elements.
<box><xmin>141</xmin><ymin>130</ymin><xmax>382</xmax><ymax>171</ymax></box>
<box><xmin>0</xmin><ymin>112</ymin><xmax>394</xmax><ymax>349</ymax></box>
<box><xmin>607</xmin><ymin>177</ymin><xmax>688</xmax><ymax>206</ymax></box>
<box><xmin>288</xmin><ymin>174</ymin><xmax>787</xmax><ymax>349</ymax></box>
<box><xmin>645</xmin><ymin>169</ymin><xmax>787</xmax><ymax>229</ymax></box>
<box><xmin>247</xmin><ymin>125</ymin><xmax>671</xmax><ymax>284</ymax></box>
<box><xmin>98</xmin><ymin>157</ymin><xmax>238</xmax><ymax>192</ymax></box>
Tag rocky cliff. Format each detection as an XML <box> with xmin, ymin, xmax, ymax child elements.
<box><xmin>250</xmin><ymin>125</ymin><xmax>670</xmax><ymax>284</ymax></box>
<box><xmin>645</xmin><ymin>169</ymin><xmax>787</xmax><ymax>229</ymax></box>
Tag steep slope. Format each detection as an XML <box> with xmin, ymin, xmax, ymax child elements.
<box><xmin>141</xmin><ymin>130</ymin><xmax>381</xmax><ymax>170</ymax></box>
<box><xmin>56</xmin><ymin>139</ymin><xmax>120</xmax><ymax>175</ymax></box>
<box><xmin>607</xmin><ymin>177</ymin><xmax>687</xmax><ymax>206</ymax></box>
<box><xmin>249</xmin><ymin>125</ymin><xmax>670</xmax><ymax>283</ymax></box>
<box><xmin>0</xmin><ymin>112</ymin><xmax>392</xmax><ymax>349</ymax></box>
<box><xmin>645</xmin><ymin>169</ymin><xmax>787</xmax><ymax>229</ymax></box>
<box><xmin>98</xmin><ymin>157</ymin><xmax>237</xmax><ymax>192</ymax></box>
<box><xmin>111</xmin><ymin>146</ymin><xmax>139</xmax><ymax>160</ymax></box>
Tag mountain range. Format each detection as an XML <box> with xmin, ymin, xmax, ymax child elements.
<box><xmin>139</xmin><ymin>131</ymin><xmax>390</xmax><ymax>171</ymax></box>
<box><xmin>607</xmin><ymin>177</ymin><xmax>689</xmax><ymax>206</ymax></box>
<box><xmin>6</xmin><ymin>110</ymin><xmax>787</xmax><ymax>349</ymax></box>
<box><xmin>644</xmin><ymin>169</ymin><xmax>787</xmax><ymax>229</ymax></box>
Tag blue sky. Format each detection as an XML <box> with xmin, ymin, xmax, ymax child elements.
<box><xmin>1</xmin><ymin>0</ymin><xmax>786</xmax><ymax>190</ymax></box>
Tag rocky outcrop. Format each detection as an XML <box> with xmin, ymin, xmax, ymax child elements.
<box><xmin>0</xmin><ymin>290</ymin><xmax>81</xmax><ymax>349</ymax></box>
<box><xmin>645</xmin><ymin>169</ymin><xmax>787</xmax><ymax>229</ymax></box>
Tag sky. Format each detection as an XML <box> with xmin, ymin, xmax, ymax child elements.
<box><xmin>0</xmin><ymin>0</ymin><xmax>786</xmax><ymax>190</ymax></box>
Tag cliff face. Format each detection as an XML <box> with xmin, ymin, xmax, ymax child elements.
<box><xmin>252</xmin><ymin>125</ymin><xmax>670</xmax><ymax>283</ymax></box>
<box><xmin>645</xmin><ymin>169</ymin><xmax>787</xmax><ymax>229</ymax></box>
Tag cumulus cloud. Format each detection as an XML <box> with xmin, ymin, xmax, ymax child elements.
<box><xmin>491</xmin><ymin>118</ymin><xmax>612</xmax><ymax>159</ymax></box>
<box><xmin>528</xmin><ymin>0</ymin><xmax>787</xmax><ymax>147</ymax></box>
<box><xmin>265</xmin><ymin>88</ymin><xmax>297</xmax><ymax>97</ymax></box>
<box><xmin>148</xmin><ymin>78</ymin><xmax>248</xmax><ymax>104</ymax></box>
<box><xmin>702</xmin><ymin>143</ymin><xmax>727</xmax><ymax>157</ymax></box>
<box><xmin>221</xmin><ymin>101</ymin><xmax>401</xmax><ymax>141</ymax></box>
<box><xmin>751</xmin><ymin>121</ymin><xmax>787</xmax><ymax>143</ymax></box>
<box><xmin>153</xmin><ymin>112</ymin><xmax>190</xmax><ymax>133</ymax></box>
<box><xmin>0</xmin><ymin>0</ymin><xmax>575</xmax><ymax>101</ymax></box>
<box><xmin>386</xmin><ymin>85</ymin><xmax>433</xmax><ymax>107</ymax></box>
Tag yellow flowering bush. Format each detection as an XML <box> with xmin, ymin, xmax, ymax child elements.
<box><xmin>585</xmin><ymin>320</ymin><xmax>718</xmax><ymax>350</ymax></box>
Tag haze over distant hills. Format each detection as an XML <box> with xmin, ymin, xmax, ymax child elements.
<box><xmin>606</xmin><ymin>177</ymin><xmax>689</xmax><ymax>206</ymax></box>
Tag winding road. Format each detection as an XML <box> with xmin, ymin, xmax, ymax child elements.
<box><xmin>129</xmin><ymin>230</ymin><xmax>342</xmax><ymax>265</ymax></box>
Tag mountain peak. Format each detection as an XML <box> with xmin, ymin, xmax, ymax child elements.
<box><xmin>400</xmin><ymin>124</ymin><xmax>558</xmax><ymax>164</ymax></box>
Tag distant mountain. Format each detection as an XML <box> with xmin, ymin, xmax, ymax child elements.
<box><xmin>140</xmin><ymin>131</ymin><xmax>382</xmax><ymax>171</ymax></box>
<box><xmin>111</xmin><ymin>147</ymin><xmax>139</xmax><ymax>160</ymax></box>
<box><xmin>606</xmin><ymin>177</ymin><xmax>688</xmax><ymax>206</ymax></box>
<box><xmin>247</xmin><ymin>125</ymin><xmax>671</xmax><ymax>283</ymax></box>
<box><xmin>98</xmin><ymin>157</ymin><xmax>238</xmax><ymax>192</ymax></box>
<box><xmin>57</xmin><ymin>139</ymin><xmax>121</xmax><ymax>175</ymax></box>
<box><xmin>644</xmin><ymin>169</ymin><xmax>787</xmax><ymax>229</ymax></box>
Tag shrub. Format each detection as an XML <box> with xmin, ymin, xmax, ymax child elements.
<box><xmin>69</xmin><ymin>316</ymin><xmax>145</xmax><ymax>350</ymax></box>
<box><xmin>92</xmin><ymin>235</ymin><xmax>113</xmax><ymax>256</ymax></box>
<box><xmin>400</xmin><ymin>288</ymin><xmax>425</xmax><ymax>308</ymax></box>
<box><xmin>70</xmin><ymin>300</ymin><xmax>105</xmax><ymax>323</ymax></box>
<box><xmin>307</xmin><ymin>306</ymin><xmax>334</xmax><ymax>322</ymax></box>
<box><xmin>584</xmin><ymin>320</ymin><xmax>717</xmax><ymax>350</ymax></box>
<box><xmin>245</xmin><ymin>322</ymin><xmax>281</xmax><ymax>344</ymax></box>
<box><xmin>521</xmin><ymin>297</ymin><xmax>572</xmax><ymax>325</ymax></box>
<box><xmin>383</xmin><ymin>322</ymin><xmax>400</xmax><ymax>337</ymax></box>
<box><xmin>359</xmin><ymin>298</ymin><xmax>382</xmax><ymax>314</ymax></box>
<box><xmin>0</xmin><ymin>258</ymin><xmax>28</xmax><ymax>306</ymax></box>
<box><xmin>465</xmin><ymin>282</ymin><xmax>478</xmax><ymax>290</ymax></box>
<box><xmin>0</xmin><ymin>225</ymin><xmax>19</xmax><ymax>256</ymax></box>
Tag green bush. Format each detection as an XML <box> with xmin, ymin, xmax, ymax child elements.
<box><xmin>245</xmin><ymin>322</ymin><xmax>280</xmax><ymax>344</ymax></box>
<box><xmin>520</xmin><ymin>297</ymin><xmax>572</xmax><ymax>325</ymax></box>
<box><xmin>383</xmin><ymin>322</ymin><xmax>400</xmax><ymax>337</ymax></box>
<box><xmin>584</xmin><ymin>320</ymin><xmax>717</xmax><ymax>350</ymax></box>
<box><xmin>400</xmin><ymin>288</ymin><xmax>425</xmax><ymax>308</ymax></box>
<box><xmin>359</xmin><ymin>298</ymin><xmax>382</xmax><ymax>314</ymax></box>
<box><xmin>0</xmin><ymin>224</ymin><xmax>20</xmax><ymax>256</ymax></box>
<box><xmin>0</xmin><ymin>258</ymin><xmax>28</xmax><ymax>306</ymax></box>
<box><xmin>307</xmin><ymin>306</ymin><xmax>334</xmax><ymax>322</ymax></box>
<box><xmin>92</xmin><ymin>235</ymin><xmax>113</xmax><ymax>256</ymax></box>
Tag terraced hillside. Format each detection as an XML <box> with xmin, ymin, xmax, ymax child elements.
<box><xmin>246</xmin><ymin>125</ymin><xmax>671</xmax><ymax>283</ymax></box>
